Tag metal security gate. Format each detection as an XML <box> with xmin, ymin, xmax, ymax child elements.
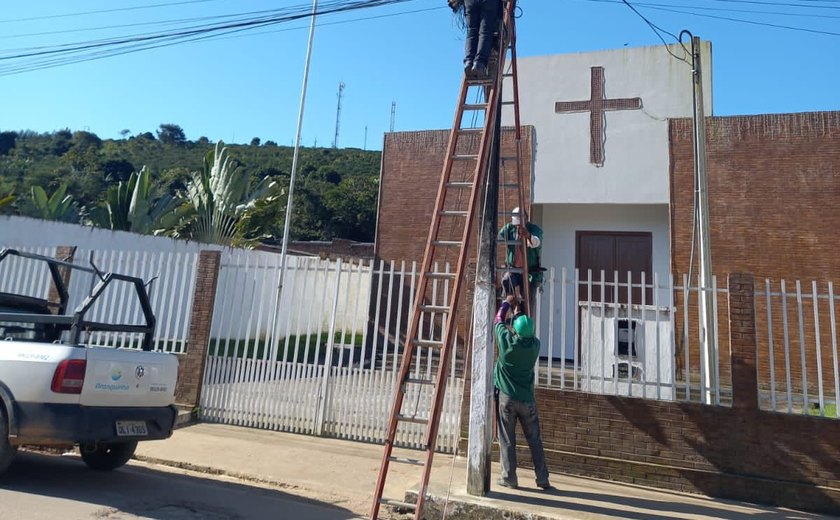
<box><xmin>199</xmin><ymin>252</ymin><xmax>464</xmax><ymax>452</ymax></box>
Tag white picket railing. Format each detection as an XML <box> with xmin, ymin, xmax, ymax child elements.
<box><xmin>534</xmin><ymin>268</ymin><xmax>728</xmax><ymax>405</ymax></box>
<box><xmin>199</xmin><ymin>256</ymin><xmax>465</xmax><ymax>453</ymax></box>
<box><xmin>0</xmin><ymin>246</ymin><xmax>198</xmax><ymax>353</ymax></box>
<box><xmin>756</xmin><ymin>280</ymin><xmax>840</xmax><ymax>419</ymax></box>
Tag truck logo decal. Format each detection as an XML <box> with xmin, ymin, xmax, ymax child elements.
<box><xmin>95</xmin><ymin>382</ymin><xmax>130</xmax><ymax>391</ymax></box>
<box><xmin>111</xmin><ymin>367</ymin><xmax>123</xmax><ymax>381</ymax></box>
<box><xmin>135</xmin><ymin>365</ymin><xmax>145</xmax><ymax>379</ymax></box>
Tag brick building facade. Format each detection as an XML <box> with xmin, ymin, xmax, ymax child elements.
<box><xmin>374</xmin><ymin>110</ymin><xmax>840</xmax><ymax>514</ymax></box>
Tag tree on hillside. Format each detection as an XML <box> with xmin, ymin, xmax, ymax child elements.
<box><xmin>250</xmin><ymin>137</ymin><xmax>261</xmax><ymax>147</ymax></box>
<box><xmin>157</xmin><ymin>124</ymin><xmax>186</xmax><ymax>145</ymax></box>
<box><xmin>0</xmin><ymin>131</ymin><xmax>17</xmax><ymax>156</ymax></box>
<box><xmin>102</xmin><ymin>158</ymin><xmax>135</xmax><ymax>183</ymax></box>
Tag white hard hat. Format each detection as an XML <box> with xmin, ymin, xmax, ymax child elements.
<box><xmin>512</xmin><ymin>207</ymin><xmax>520</xmax><ymax>214</ymax></box>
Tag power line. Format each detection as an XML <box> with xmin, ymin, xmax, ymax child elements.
<box><xmin>0</xmin><ymin>0</ymin><xmax>422</xmax><ymax>76</ymax></box>
<box><xmin>0</xmin><ymin>0</ymin><xmax>224</xmax><ymax>24</ymax></box>
<box><xmin>639</xmin><ymin>3</ymin><xmax>840</xmax><ymax>35</ymax></box>
<box><xmin>620</xmin><ymin>0</ymin><xmax>692</xmax><ymax>64</ymax></box>
<box><xmin>581</xmin><ymin>0</ymin><xmax>840</xmax><ymax>17</ymax></box>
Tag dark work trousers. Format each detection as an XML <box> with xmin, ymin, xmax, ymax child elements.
<box><xmin>464</xmin><ymin>0</ymin><xmax>501</xmax><ymax>67</ymax></box>
<box><xmin>497</xmin><ymin>390</ymin><xmax>550</xmax><ymax>487</ymax></box>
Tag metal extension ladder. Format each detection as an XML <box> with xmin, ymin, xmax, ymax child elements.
<box><xmin>370</xmin><ymin>1</ymin><xmax>530</xmax><ymax>518</ymax></box>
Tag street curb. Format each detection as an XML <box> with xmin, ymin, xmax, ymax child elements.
<box><xmin>405</xmin><ymin>489</ymin><xmax>563</xmax><ymax>520</ymax></box>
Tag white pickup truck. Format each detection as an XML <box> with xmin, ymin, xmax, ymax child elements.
<box><xmin>0</xmin><ymin>249</ymin><xmax>178</xmax><ymax>475</ymax></box>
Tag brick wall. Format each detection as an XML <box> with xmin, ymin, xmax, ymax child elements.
<box><xmin>465</xmin><ymin>274</ymin><xmax>840</xmax><ymax>515</ymax></box>
<box><xmin>175</xmin><ymin>250</ymin><xmax>221</xmax><ymax>408</ymax></box>
<box><xmin>373</xmin><ymin>128</ymin><xmax>534</xmax><ymax>366</ymax></box>
<box><xmin>670</xmin><ymin>111</ymin><xmax>840</xmax><ymax>399</ymax></box>
<box><xmin>258</xmin><ymin>239</ymin><xmax>374</xmax><ymax>261</ymax></box>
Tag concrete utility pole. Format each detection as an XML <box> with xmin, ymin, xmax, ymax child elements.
<box><xmin>272</xmin><ymin>0</ymin><xmax>319</xmax><ymax>353</ymax></box>
<box><xmin>691</xmin><ymin>35</ymin><xmax>717</xmax><ymax>405</ymax></box>
<box><xmin>466</xmin><ymin>98</ymin><xmax>501</xmax><ymax>496</ymax></box>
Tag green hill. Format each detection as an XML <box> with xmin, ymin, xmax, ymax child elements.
<box><xmin>0</xmin><ymin>127</ymin><xmax>381</xmax><ymax>243</ymax></box>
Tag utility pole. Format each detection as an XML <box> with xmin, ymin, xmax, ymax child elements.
<box><xmin>466</xmin><ymin>94</ymin><xmax>501</xmax><ymax>496</ymax></box>
<box><xmin>272</xmin><ymin>0</ymin><xmax>319</xmax><ymax>362</ymax></box>
<box><xmin>364</xmin><ymin>125</ymin><xmax>368</xmax><ymax>151</ymax></box>
<box><xmin>691</xmin><ymin>34</ymin><xmax>717</xmax><ymax>405</ymax></box>
<box><xmin>389</xmin><ymin>100</ymin><xmax>396</xmax><ymax>132</ymax></box>
<box><xmin>333</xmin><ymin>81</ymin><xmax>345</xmax><ymax>148</ymax></box>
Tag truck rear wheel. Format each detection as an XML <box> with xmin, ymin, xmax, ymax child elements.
<box><xmin>80</xmin><ymin>441</ymin><xmax>138</xmax><ymax>471</ymax></box>
<box><xmin>0</xmin><ymin>405</ymin><xmax>17</xmax><ymax>476</ymax></box>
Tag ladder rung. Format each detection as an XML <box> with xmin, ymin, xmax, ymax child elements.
<box><xmin>432</xmin><ymin>240</ymin><xmax>462</xmax><ymax>247</ymax></box>
<box><xmin>388</xmin><ymin>456</ymin><xmax>424</xmax><ymax>467</ymax></box>
<box><xmin>440</xmin><ymin>210</ymin><xmax>468</xmax><ymax>217</ymax></box>
<box><xmin>452</xmin><ymin>154</ymin><xmax>478</xmax><ymax>160</ymax></box>
<box><xmin>500</xmin><ymin>155</ymin><xmax>517</xmax><ymax>161</ymax></box>
<box><xmin>447</xmin><ymin>181</ymin><xmax>473</xmax><ymax>188</ymax></box>
<box><xmin>413</xmin><ymin>339</ymin><xmax>444</xmax><ymax>349</ymax></box>
<box><xmin>405</xmin><ymin>377</ymin><xmax>435</xmax><ymax>386</ymax></box>
<box><xmin>499</xmin><ymin>210</ymin><xmax>518</xmax><ymax>215</ymax></box>
<box><xmin>397</xmin><ymin>414</ymin><xmax>429</xmax><ymax>425</ymax></box>
<box><xmin>499</xmin><ymin>239</ymin><xmax>520</xmax><ymax>246</ymax></box>
<box><xmin>379</xmin><ymin>498</ymin><xmax>417</xmax><ymax>511</ymax></box>
<box><xmin>462</xmin><ymin>103</ymin><xmax>487</xmax><ymax>111</ymax></box>
<box><xmin>467</xmin><ymin>78</ymin><xmax>494</xmax><ymax>85</ymax></box>
<box><xmin>497</xmin><ymin>266</ymin><xmax>524</xmax><ymax>274</ymax></box>
<box><xmin>500</xmin><ymin>183</ymin><xmax>519</xmax><ymax>189</ymax></box>
<box><xmin>425</xmin><ymin>272</ymin><xmax>456</xmax><ymax>279</ymax></box>
<box><xmin>420</xmin><ymin>305</ymin><xmax>450</xmax><ymax>313</ymax></box>
<box><xmin>457</xmin><ymin>128</ymin><xmax>483</xmax><ymax>134</ymax></box>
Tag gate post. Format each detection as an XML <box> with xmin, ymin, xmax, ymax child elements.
<box><xmin>316</xmin><ymin>258</ymin><xmax>343</xmax><ymax>435</ymax></box>
<box><xmin>728</xmin><ymin>273</ymin><xmax>759</xmax><ymax>411</ymax></box>
<box><xmin>175</xmin><ymin>250</ymin><xmax>222</xmax><ymax>410</ymax></box>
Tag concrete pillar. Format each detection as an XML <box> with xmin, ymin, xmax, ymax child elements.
<box><xmin>175</xmin><ymin>250</ymin><xmax>221</xmax><ymax>408</ymax></box>
<box><xmin>728</xmin><ymin>273</ymin><xmax>758</xmax><ymax>412</ymax></box>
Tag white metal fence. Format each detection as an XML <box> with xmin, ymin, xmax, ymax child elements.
<box><xmin>756</xmin><ymin>279</ymin><xmax>840</xmax><ymax>418</ymax></box>
<box><xmin>0</xmin><ymin>246</ymin><xmax>198</xmax><ymax>353</ymax></box>
<box><xmin>534</xmin><ymin>268</ymin><xmax>729</xmax><ymax>405</ymax></box>
<box><xmin>199</xmin><ymin>256</ymin><xmax>465</xmax><ymax>452</ymax></box>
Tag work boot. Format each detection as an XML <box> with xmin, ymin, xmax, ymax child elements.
<box><xmin>496</xmin><ymin>478</ymin><xmax>518</xmax><ymax>490</ymax></box>
<box><xmin>472</xmin><ymin>62</ymin><xmax>489</xmax><ymax>79</ymax></box>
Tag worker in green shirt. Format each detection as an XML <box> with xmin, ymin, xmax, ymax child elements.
<box><xmin>494</xmin><ymin>294</ymin><xmax>551</xmax><ymax>490</ymax></box>
<box><xmin>498</xmin><ymin>206</ymin><xmax>544</xmax><ymax>313</ymax></box>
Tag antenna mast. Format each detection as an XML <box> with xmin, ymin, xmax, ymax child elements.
<box><xmin>390</xmin><ymin>100</ymin><xmax>396</xmax><ymax>132</ymax></box>
<box><xmin>333</xmin><ymin>81</ymin><xmax>345</xmax><ymax>148</ymax></box>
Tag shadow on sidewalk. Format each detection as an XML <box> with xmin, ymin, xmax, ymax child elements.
<box><xmin>0</xmin><ymin>451</ymin><xmax>358</xmax><ymax>520</ymax></box>
<box><xmin>484</xmin><ymin>487</ymin><xmax>825</xmax><ymax>520</ymax></box>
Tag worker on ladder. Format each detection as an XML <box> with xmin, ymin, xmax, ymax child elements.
<box><xmin>449</xmin><ymin>0</ymin><xmax>502</xmax><ymax>78</ymax></box>
<box><xmin>499</xmin><ymin>207</ymin><xmax>544</xmax><ymax>312</ymax></box>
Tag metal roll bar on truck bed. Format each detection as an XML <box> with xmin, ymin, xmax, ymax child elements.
<box><xmin>0</xmin><ymin>248</ymin><xmax>157</xmax><ymax>351</ymax></box>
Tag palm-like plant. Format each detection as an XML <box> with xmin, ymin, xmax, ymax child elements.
<box><xmin>175</xmin><ymin>142</ymin><xmax>274</xmax><ymax>246</ymax></box>
<box><xmin>27</xmin><ymin>184</ymin><xmax>80</xmax><ymax>223</ymax></box>
<box><xmin>0</xmin><ymin>193</ymin><xmax>13</xmax><ymax>213</ymax></box>
<box><xmin>91</xmin><ymin>166</ymin><xmax>184</xmax><ymax>234</ymax></box>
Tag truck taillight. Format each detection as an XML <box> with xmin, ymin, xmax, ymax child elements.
<box><xmin>51</xmin><ymin>359</ymin><xmax>86</xmax><ymax>394</ymax></box>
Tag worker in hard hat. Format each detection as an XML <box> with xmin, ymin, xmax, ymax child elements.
<box><xmin>498</xmin><ymin>206</ymin><xmax>544</xmax><ymax>312</ymax></box>
<box><xmin>494</xmin><ymin>294</ymin><xmax>552</xmax><ymax>491</ymax></box>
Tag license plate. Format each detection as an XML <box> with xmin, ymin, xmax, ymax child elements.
<box><xmin>116</xmin><ymin>420</ymin><xmax>148</xmax><ymax>437</ymax></box>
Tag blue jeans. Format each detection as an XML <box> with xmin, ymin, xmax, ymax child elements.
<box><xmin>497</xmin><ymin>390</ymin><xmax>550</xmax><ymax>486</ymax></box>
<box><xmin>464</xmin><ymin>0</ymin><xmax>501</xmax><ymax>67</ymax></box>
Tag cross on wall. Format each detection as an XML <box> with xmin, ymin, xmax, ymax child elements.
<box><xmin>554</xmin><ymin>66</ymin><xmax>643</xmax><ymax>167</ymax></box>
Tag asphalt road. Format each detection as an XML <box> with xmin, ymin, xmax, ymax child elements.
<box><xmin>0</xmin><ymin>451</ymin><xmax>362</xmax><ymax>520</ymax></box>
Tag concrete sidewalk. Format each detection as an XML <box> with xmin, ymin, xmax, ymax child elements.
<box><xmin>135</xmin><ymin>423</ymin><xmax>829</xmax><ymax>520</ymax></box>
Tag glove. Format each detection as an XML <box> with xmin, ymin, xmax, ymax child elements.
<box><xmin>448</xmin><ymin>0</ymin><xmax>462</xmax><ymax>12</ymax></box>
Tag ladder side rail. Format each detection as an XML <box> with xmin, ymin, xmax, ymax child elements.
<box><xmin>370</xmin><ymin>72</ymin><xmax>474</xmax><ymax>520</ymax></box>
<box><xmin>413</xmin><ymin>20</ymin><xmax>516</xmax><ymax>520</ymax></box>
<box><xmin>507</xmin><ymin>10</ymin><xmax>532</xmax><ymax>317</ymax></box>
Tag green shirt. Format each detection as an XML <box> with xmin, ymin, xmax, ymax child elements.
<box><xmin>498</xmin><ymin>222</ymin><xmax>544</xmax><ymax>283</ymax></box>
<box><xmin>494</xmin><ymin>322</ymin><xmax>540</xmax><ymax>402</ymax></box>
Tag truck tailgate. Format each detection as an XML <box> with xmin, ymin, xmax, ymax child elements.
<box><xmin>80</xmin><ymin>347</ymin><xmax>178</xmax><ymax>407</ymax></box>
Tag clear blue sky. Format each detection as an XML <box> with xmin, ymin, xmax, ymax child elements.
<box><xmin>0</xmin><ymin>0</ymin><xmax>837</xmax><ymax>151</ymax></box>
